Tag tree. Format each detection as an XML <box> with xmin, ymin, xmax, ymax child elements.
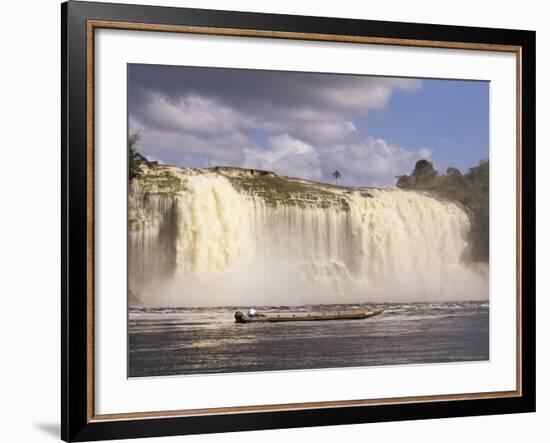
<box><xmin>128</xmin><ymin>130</ymin><xmax>148</xmax><ymax>179</ymax></box>
<box><xmin>332</xmin><ymin>170</ymin><xmax>341</xmax><ymax>185</ymax></box>
<box><xmin>411</xmin><ymin>159</ymin><xmax>437</xmax><ymax>185</ymax></box>
<box><xmin>128</xmin><ymin>131</ymin><xmax>140</xmax><ymax>153</ymax></box>
<box><xmin>446</xmin><ymin>166</ymin><xmax>462</xmax><ymax>177</ymax></box>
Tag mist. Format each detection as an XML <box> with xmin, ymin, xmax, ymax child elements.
<box><xmin>128</xmin><ymin>167</ymin><xmax>489</xmax><ymax>308</ymax></box>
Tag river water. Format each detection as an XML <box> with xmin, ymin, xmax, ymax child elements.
<box><xmin>128</xmin><ymin>302</ymin><xmax>489</xmax><ymax>377</ymax></box>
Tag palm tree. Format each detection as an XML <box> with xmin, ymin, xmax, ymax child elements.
<box><xmin>332</xmin><ymin>170</ymin><xmax>341</xmax><ymax>185</ymax></box>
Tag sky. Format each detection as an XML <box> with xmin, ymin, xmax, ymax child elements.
<box><xmin>128</xmin><ymin>64</ymin><xmax>488</xmax><ymax>186</ymax></box>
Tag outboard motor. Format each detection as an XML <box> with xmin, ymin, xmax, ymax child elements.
<box><xmin>235</xmin><ymin>311</ymin><xmax>244</xmax><ymax>323</ymax></box>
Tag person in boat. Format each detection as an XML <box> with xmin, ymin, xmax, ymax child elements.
<box><xmin>248</xmin><ymin>307</ymin><xmax>257</xmax><ymax>318</ymax></box>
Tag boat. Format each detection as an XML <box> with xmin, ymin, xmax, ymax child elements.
<box><xmin>234</xmin><ymin>308</ymin><xmax>384</xmax><ymax>323</ymax></box>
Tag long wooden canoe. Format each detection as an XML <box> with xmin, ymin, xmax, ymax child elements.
<box><xmin>234</xmin><ymin>308</ymin><xmax>383</xmax><ymax>323</ymax></box>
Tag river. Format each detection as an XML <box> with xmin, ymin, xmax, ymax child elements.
<box><xmin>129</xmin><ymin>301</ymin><xmax>489</xmax><ymax>377</ymax></box>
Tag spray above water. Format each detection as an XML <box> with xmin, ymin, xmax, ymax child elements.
<box><xmin>128</xmin><ymin>167</ymin><xmax>488</xmax><ymax>307</ymax></box>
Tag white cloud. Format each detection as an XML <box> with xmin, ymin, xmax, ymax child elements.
<box><xmin>241</xmin><ymin>134</ymin><xmax>430</xmax><ymax>185</ymax></box>
<box><xmin>132</xmin><ymin>106</ymin><xmax>431</xmax><ymax>186</ymax></box>
<box><xmin>143</xmin><ymin>93</ymin><xmax>249</xmax><ymax>135</ymax></box>
<box><xmin>321</xmin><ymin>138</ymin><xmax>432</xmax><ymax>186</ymax></box>
<box><xmin>295</xmin><ymin>120</ymin><xmax>358</xmax><ymax>145</ymax></box>
<box><xmin>417</xmin><ymin>147</ymin><xmax>432</xmax><ymax>159</ymax></box>
<box><xmin>311</xmin><ymin>78</ymin><xmax>421</xmax><ymax>111</ymax></box>
<box><xmin>243</xmin><ymin>134</ymin><xmax>322</xmax><ymax>180</ymax></box>
<box><xmin>129</xmin><ymin>71</ymin><xmax>428</xmax><ymax>184</ymax></box>
<box><xmin>136</xmin><ymin>125</ymin><xmax>253</xmax><ymax>165</ymax></box>
<box><xmin>133</xmin><ymin>77</ymin><xmax>421</xmax><ymax>149</ymax></box>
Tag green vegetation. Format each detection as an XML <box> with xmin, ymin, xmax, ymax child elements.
<box><xmin>128</xmin><ymin>131</ymin><xmax>151</xmax><ymax>179</ymax></box>
<box><xmin>227</xmin><ymin>172</ymin><xmax>352</xmax><ymax>210</ymax></box>
<box><xmin>396</xmin><ymin>159</ymin><xmax>489</xmax><ymax>263</ymax></box>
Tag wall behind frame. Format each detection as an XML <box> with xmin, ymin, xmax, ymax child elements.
<box><xmin>0</xmin><ymin>0</ymin><xmax>546</xmax><ymax>442</ymax></box>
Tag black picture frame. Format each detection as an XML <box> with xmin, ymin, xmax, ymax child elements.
<box><xmin>61</xmin><ymin>1</ymin><xmax>536</xmax><ymax>441</ymax></box>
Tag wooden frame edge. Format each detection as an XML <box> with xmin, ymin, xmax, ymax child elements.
<box><xmin>90</xmin><ymin>390</ymin><xmax>521</xmax><ymax>422</ymax></box>
<box><xmin>85</xmin><ymin>18</ymin><xmax>524</xmax><ymax>423</ymax></box>
<box><xmin>88</xmin><ymin>19</ymin><xmax>522</xmax><ymax>53</ymax></box>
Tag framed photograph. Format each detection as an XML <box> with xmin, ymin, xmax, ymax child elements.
<box><xmin>62</xmin><ymin>1</ymin><xmax>536</xmax><ymax>441</ymax></box>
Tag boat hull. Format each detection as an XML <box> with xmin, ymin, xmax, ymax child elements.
<box><xmin>235</xmin><ymin>308</ymin><xmax>384</xmax><ymax>323</ymax></box>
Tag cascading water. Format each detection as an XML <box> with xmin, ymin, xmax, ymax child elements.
<box><xmin>128</xmin><ymin>167</ymin><xmax>488</xmax><ymax>307</ymax></box>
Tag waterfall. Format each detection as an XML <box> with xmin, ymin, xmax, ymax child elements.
<box><xmin>128</xmin><ymin>168</ymin><xmax>488</xmax><ymax>307</ymax></box>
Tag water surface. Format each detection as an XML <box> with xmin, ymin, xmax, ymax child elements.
<box><xmin>128</xmin><ymin>302</ymin><xmax>489</xmax><ymax>377</ymax></box>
